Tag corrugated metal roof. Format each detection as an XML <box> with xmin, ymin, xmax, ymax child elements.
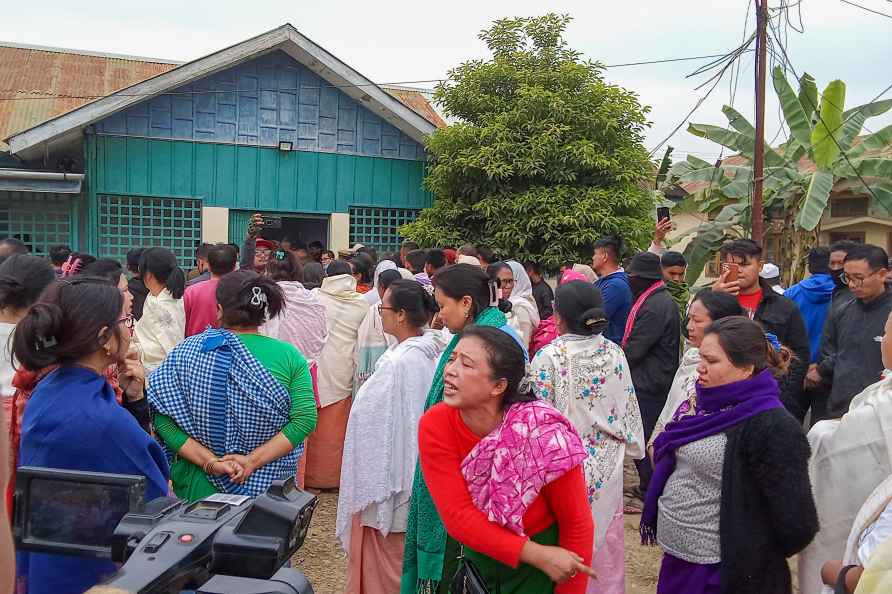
<box><xmin>0</xmin><ymin>41</ymin><xmax>445</xmax><ymax>154</ymax></box>
<box><xmin>381</xmin><ymin>86</ymin><xmax>446</xmax><ymax>129</ymax></box>
<box><xmin>0</xmin><ymin>44</ymin><xmax>177</xmax><ymax>150</ymax></box>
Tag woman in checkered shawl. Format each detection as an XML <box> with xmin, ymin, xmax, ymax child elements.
<box><xmin>148</xmin><ymin>270</ymin><xmax>318</xmax><ymax>500</ymax></box>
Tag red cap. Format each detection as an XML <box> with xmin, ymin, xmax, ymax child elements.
<box><xmin>255</xmin><ymin>238</ymin><xmax>276</xmax><ymax>251</ymax></box>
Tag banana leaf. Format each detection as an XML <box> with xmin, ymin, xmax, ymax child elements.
<box><xmin>682</xmin><ymin>202</ymin><xmax>745</xmax><ymax>285</ymax></box>
<box><xmin>869</xmin><ymin>181</ymin><xmax>892</xmax><ymax>215</ymax></box>
<box><xmin>688</xmin><ymin>123</ymin><xmax>747</xmax><ymax>154</ymax></box>
<box><xmin>834</xmin><ymin>158</ymin><xmax>892</xmax><ymax>179</ymax></box>
<box><xmin>840</xmin><ymin>99</ymin><xmax>892</xmax><ymax>152</ymax></box>
<box><xmin>722</xmin><ymin>105</ymin><xmax>755</xmax><ymax>136</ymax></box>
<box><xmin>811</xmin><ymin>80</ymin><xmax>846</xmax><ymax>169</ymax></box>
<box><xmin>798</xmin><ymin>72</ymin><xmax>819</xmax><ymax>124</ymax></box>
<box><xmin>846</xmin><ymin>124</ymin><xmax>892</xmax><ymax>160</ymax></box>
<box><xmin>689</xmin><ymin>123</ymin><xmax>787</xmax><ymax>168</ymax></box>
<box><xmin>795</xmin><ymin>170</ymin><xmax>834</xmax><ymax>230</ymax></box>
<box><xmin>773</xmin><ymin>66</ymin><xmax>812</xmax><ymax>148</ymax></box>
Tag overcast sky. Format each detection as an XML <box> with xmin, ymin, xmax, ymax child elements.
<box><xmin>2</xmin><ymin>0</ymin><xmax>890</xmax><ymax>162</ymax></box>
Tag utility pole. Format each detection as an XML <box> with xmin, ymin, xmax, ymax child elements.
<box><xmin>752</xmin><ymin>0</ymin><xmax>768</xmax><ymax>245</ymax></box>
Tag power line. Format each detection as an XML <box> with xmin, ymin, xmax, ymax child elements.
<box><xmin>0</xmin><ymin>49</ymin><xmax>762</xmax><ymax>103</ymax></box>
<box><xmin>601</xmin><ymin>51</ymin><xmax>753</xmax><ymax>69</ymax></box>
<box><xmin>648</xmin><ymin>33</ymin><xmax>756</xmax><ymax>157</ymax></box>
<box><xmin>839</xmin><ymin>0</ymin><xmax>892</xmax><ymax>19</ymax></box>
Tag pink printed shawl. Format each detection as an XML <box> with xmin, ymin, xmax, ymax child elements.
<box><xmin>460</xmin><ymin>399</ymin><xmax>587</xmax><ymax>536</ymax></box>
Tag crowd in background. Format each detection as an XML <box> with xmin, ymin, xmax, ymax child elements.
<box><xmin>0</xmin><ymin>211</ymin><xmax>892</xmax><ymax>594</ymax></box>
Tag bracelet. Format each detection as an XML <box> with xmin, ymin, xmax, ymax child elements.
<box><xmin>203</xmin><ymin>458</ymin><xmax>219</xmax><ymax>474</ymax></box>
<box><xmin>834</xmin><ymin>564</ymin><xmax>859</xmax><ymax>594</ymax></box>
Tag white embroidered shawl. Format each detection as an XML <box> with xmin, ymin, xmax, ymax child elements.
<box><xmin>531</xmin><ymin>333</ymin><xmax>645</xmax><ymax>547</ymax></box>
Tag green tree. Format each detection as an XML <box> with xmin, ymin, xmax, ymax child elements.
<box><xmin>671</xmin><ymin>66</ymin><xmax>892</xmax><ymax>284</ymax></box>
<box><xmin>401</xmin><ymin>14</ymin><xmax>656</xmax><ymax>268</ymax></box>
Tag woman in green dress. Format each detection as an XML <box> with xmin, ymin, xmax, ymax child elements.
<box><xmin>148</xmin><ymin>270</ymin><xmax>317</xmax><ymax>500</ymax></box>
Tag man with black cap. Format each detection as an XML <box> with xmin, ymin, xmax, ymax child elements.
<box><xmin>622</xmin><ymin>251</ymin><xmax>681</xmax><ymax>501</ymax></box>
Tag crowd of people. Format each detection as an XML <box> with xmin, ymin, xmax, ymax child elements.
<box><xmin>0</xmin><ymin>211</ymin><xmax>892</xmax><ymax>594</ymax></box>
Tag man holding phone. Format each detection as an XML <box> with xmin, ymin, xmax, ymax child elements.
<box><xmin>713</xmin><ymin>239</ymin><xmax>811</xmax><ymax>420</ymax></box>
<box><xmin>240</xmin><ymin>213</ymin><xmax>277</xmax><ymax>273</ymax></box>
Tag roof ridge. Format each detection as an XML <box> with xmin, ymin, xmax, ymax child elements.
<box><xmin>0</xmin><ymin>40</ymin><xmax>182</xmax><ymax>65</ymax></box>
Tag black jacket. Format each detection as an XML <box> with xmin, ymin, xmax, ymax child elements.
<box><xmin>719</xmin><ymin>408</ymin><xmax>819</xmax><ymax>594</ymax></box>
<box><xmin>623</xmin><ymin>286</ymin><xmax>681</xmax><ymax>404</ymax></box>
<box><xmin>753</xmin><ymin>282</ymin><xmax>811</xmax><ymax>420</ymax></box>
<box><xmin>818</xmin><ymin>288</ymin><xmax>892</xmax><ymax>417</ymax></box>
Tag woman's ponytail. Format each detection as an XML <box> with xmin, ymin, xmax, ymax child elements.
<box><xmin>764</xmin><ymin>337</ymin><xmax>793</xmax><ymax>375</ymax></box>
<box><xmin>13</xmin><ymin>302</ymin><xmax>65</xmax><ymax>370</ymax></box>
<box><xmin>166</xmin><ymin>266</ymin><xmax>186</xmax><ymax>299</ymax></box>
<box><xmin>704</xmin><ymin>317</ymin><xmax>796</xmax><ymax>378</ymax></box>
<box><xmin>12</xmin><ymin>278</ymin><xmax>123</xmax><ymax>371</ymax></box>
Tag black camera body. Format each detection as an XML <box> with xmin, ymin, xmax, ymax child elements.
<box><xmin>14</xmin><ymin>467</ymin><xmax>317</xmax><ymax>594</ymax></box>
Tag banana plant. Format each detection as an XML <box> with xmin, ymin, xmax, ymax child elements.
<box><xmin>668</xmin><ymin>66</ymin><xmax>892</xmax><ymax>284</ymax></box>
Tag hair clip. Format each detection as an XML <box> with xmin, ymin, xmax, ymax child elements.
<box><xmin>585</xmin><ymin>317</ymin><xmax>607</xmax><ymax>327</ymax></box>
<box><xmin>765</xmin><ymin>332</ymin><xmax>782</xmax><ymax>353</ymax></box>
<box><xmin>518</xmin><ymin>362</ymin><xmax>533</xmax><ymax>394</ymax></box>
<box><xmin>275</xmin><ymin>250</ymin><xmax>287</xmax><ymax>260</ymax></box>
<box><xmin>250</xmin><ymin>286</ymin><xmax>267</xmax><ymax>309</ymax></box>
<box><xmin>35</xmin><ymin>335</ymin><xmax>58</xmax><ymax>351</ymax></box>
<box><xmin>487</xmin><ymin>280</ymin><xmax>499</xmax><ymax>307</ymax></box>
<box><xmin>60</xmin><ymin>256</ymin><xmax>82</xmax><ymax>278</ymax></box>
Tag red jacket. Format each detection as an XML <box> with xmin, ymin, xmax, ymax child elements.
<box><xmin>418</xmin><ymin>402</ymin><xmax>593</xmax><ymax>594</ymax></box>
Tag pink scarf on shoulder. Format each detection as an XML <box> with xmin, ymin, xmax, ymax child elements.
<box><xmin>621</xmin><ymin>280</ymin><xmax>665</xmax><ymax>348</ymax></box>
<box><xmin>460</xmin><ymin>399</ymin><xmax>587</xmax><ymax>536</ymax></box>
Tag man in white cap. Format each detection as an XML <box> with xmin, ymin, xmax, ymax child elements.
<box><xmin>760</xmin><ymin>262</ymin><xmax>785</xmax><ymax>295</ymax></box>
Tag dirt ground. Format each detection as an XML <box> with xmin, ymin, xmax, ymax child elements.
<box><xmin>294</xmin><ymin>460</ymin><xmax>799</xmax><ymax>594</ymax></box>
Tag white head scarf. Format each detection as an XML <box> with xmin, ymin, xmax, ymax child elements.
<box><xmin>507</xmin><ymin>261</ymin><xmax>534</xmax><ymax>302</ymax></box>
<box><xmin>365</xmin><ymin>260</ymin><xmax>399</xmax><ymax>305</ymax></box>
<box><xmin>505</xmin><ymin>260</ymin><xmax>540</xmax><ymax>333</ymax></box>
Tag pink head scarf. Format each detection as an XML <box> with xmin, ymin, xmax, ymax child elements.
<box><xmin>560</xmin><ymin>270</ymin><xmax>588</xmax><ymax>284</ymax></box>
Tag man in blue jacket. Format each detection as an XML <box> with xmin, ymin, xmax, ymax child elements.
<box><xmin>785</xmin><ymin>247</ymin><xmax>835</xmax><ymax>364</ymax></box>
<box><xmin>592</xmin><ymin>236</ymin><xmax>632</xmax><ymax>344</ymax></box>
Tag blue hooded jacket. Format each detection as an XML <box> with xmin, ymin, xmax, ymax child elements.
<box><xmin>784</xmin><ymin>273</ymin><xmax>836</xmax><ymax>363</ymax></box>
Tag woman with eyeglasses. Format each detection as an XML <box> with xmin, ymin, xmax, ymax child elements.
<box><xmin>487</xmin><ymin>261</ymin><xmax>539</xmax><ymax>348</ymax></box>
<box><xmin>532</xmin><ymin>280</ymin><xmax>645</xmax><ymax>594</ymax></box>
<box><xmin>13</xmin><ymin>278</ymin><xmax>169</xmax><ymax>594</ymax></box>
<box><xmin>338</xmin><ymin>280</ymin><xmax>444</xmax><ymax>594</ymax></box>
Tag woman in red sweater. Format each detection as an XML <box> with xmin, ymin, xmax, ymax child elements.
<box><xmin>417</xmin><ymin>325</ymin><xmax>595</xmax><ymax>593</ymax></box>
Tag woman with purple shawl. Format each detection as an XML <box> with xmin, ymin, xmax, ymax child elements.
<box><xmin>642</xmin><ymin>316</ymin><xmax>818</xmax><ymax>594</ymax></box>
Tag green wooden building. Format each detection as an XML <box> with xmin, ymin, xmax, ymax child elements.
<box><xmin>0</xmin><ymin>25</ymin><xmax>441</xmax><ymax>265</ymax></box>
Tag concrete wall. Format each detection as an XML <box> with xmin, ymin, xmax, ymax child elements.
<box><xmin>202</xmin><ymin>206</ymin><xmax>229</xmax><ymax>243</ymax></box>
<box><xmin>329</xmin><ymin>212</ymin><xmax>350</xmax><ymax>253</ymax></box>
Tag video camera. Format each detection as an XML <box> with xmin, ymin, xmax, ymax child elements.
<box><xmin>13</xmin><ymin>466</ymin><xmax>318</xmax><ymax>593</ymax></box>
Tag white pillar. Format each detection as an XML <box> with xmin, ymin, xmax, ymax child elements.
<box><xmin>202</xmin><ymin>207</ymin><xmax>229</xmax><ymax>244</ymax></box>
<box><xmin>329</xmin><ymin>212</ymin><xmax>350</xmax><ymax>253</ymax></box>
